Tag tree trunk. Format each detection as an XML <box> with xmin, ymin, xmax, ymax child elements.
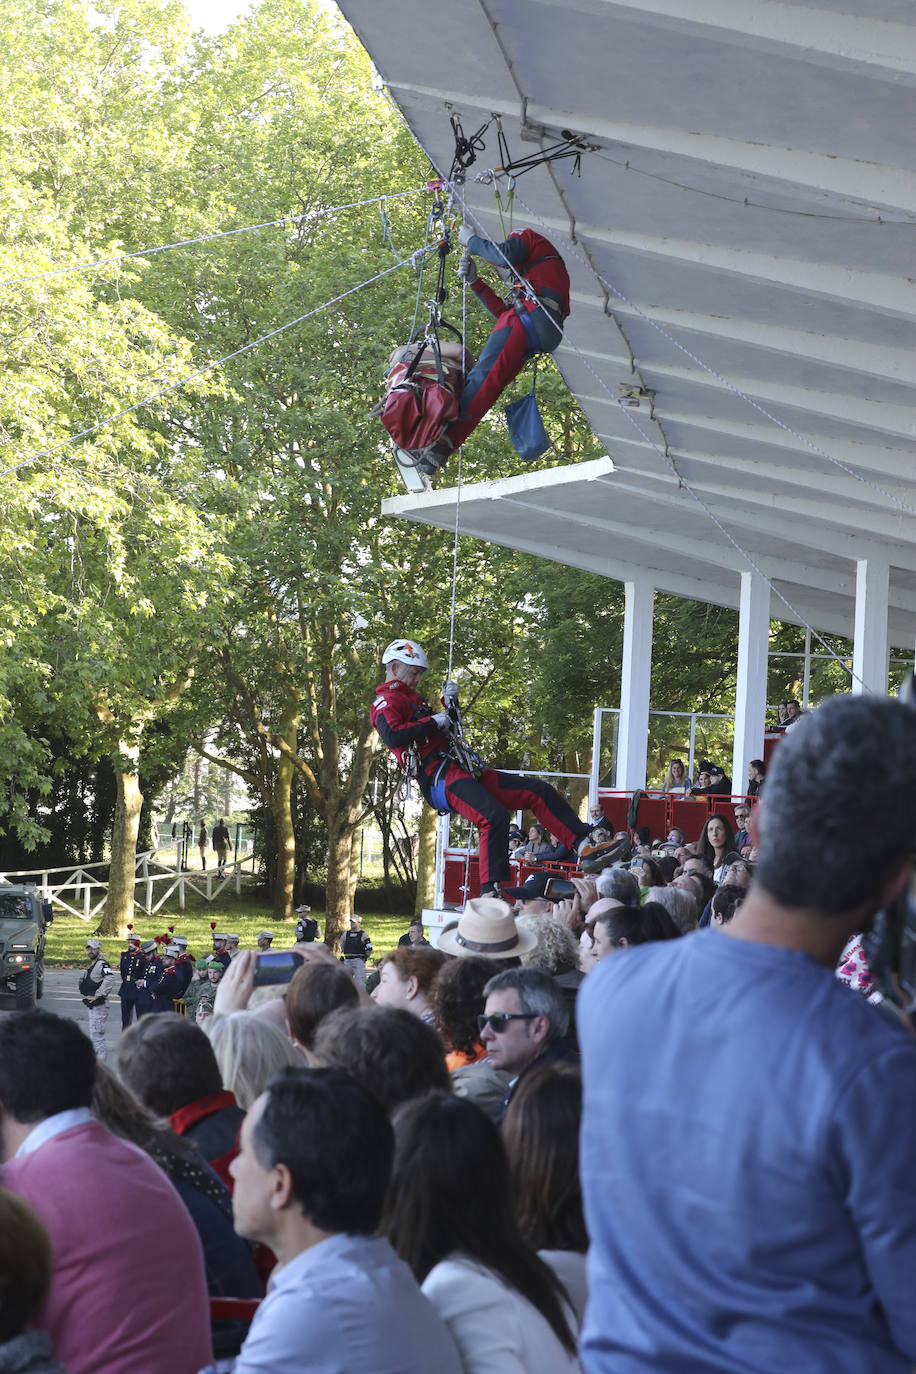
<box><xmin>270</xmin><ymin>749</ymin><xmax>297</xmax><ymax>919</ymax></box>
<box><xmin>324</xmin><ymin>818</ymin><xmax>354</xmax><ymax>951</ymax></box>
<box><xmin>98</xmin><ymin>741</ymin><xmax>143</xmax><ymax>936</ymax></box>
<box><xmin>347</xmin><ymin>827</ymin><xmax>361</xmax><ymax>910</ymax></box>
<box><xmin>414</xmin><ymin>802</ymin><xmax>437</xmax><ymax>918</ymax></box>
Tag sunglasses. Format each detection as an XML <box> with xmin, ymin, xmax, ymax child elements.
<box><xmin>477</xmin><ymin>1012</ymin><xmax>538</xmax><ymax>1035</ymax></box>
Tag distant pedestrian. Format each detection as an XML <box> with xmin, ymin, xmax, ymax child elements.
<box><xmin>212</xmin><ymin>817</ymin><xmax>231</xmax><ymax>877</ymax></box>
<box><xmin>295</xmin><ymin>905</ymin><xmax>319</xmax><ymax>943</ymax></box>
<box><xmin>197</xmin><ymin>823</ymin><xmax>208</xmax><ymax>871</ymax></box>
<box><xmin>78</xmin><ymin>940</ymin><xmax>116</xmax><ymax>1059</ymax></box>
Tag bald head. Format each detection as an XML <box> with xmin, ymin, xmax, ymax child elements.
<box><xmin>587</xmin><ymin>897</ymin><xmax>623</xmax><ymax>920</ymax></box>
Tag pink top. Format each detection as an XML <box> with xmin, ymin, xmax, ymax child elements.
<box><xmin>2</xmin><ymin>1121</ymin><xmax>212</xmax><ymax>1374</ymax></box>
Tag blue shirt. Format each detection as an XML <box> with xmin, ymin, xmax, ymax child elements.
<box><xmin>578</xmin><ymin>928</ymin><xmax>916</xmax><ymax>1373</ymax></box>
<box><xmin>230</xmin><ymin>1232</ymin><xmax>462</xmax><ymax>1374</ymax></box>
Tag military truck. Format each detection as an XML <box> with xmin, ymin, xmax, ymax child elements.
<box><xmin>0</xmin><ymin>883</ymin><xmax>52</xmax><ymax>1009</ymax></box>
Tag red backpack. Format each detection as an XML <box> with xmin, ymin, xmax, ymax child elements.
<box><xmin>378</xmin><ymin>338</ymin><xmax>473</xmax><ymax>452</ymax></box>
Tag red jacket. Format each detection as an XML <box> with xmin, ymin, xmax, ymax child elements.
<box><xmin>470</xmin><ymin>227</ymin><xmax>570</xmax><ymax>318</ymax></box>
<box><xmin>370</xmin><ymin>679</ymin><xmax>449</xmax><ymax>772</ymax></box>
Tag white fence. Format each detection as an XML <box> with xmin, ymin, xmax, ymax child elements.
<box><xmin>0</xmin><ymin>849</ymin><xmax>259</xmax><ymax>922</ymax></box>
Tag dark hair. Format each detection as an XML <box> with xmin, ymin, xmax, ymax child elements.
<box><xmin>501</xmin><ymin>1065</ymin><xmax>587</xmax><ymax>1254</ymax></box>
<box><xmin>379</xmin><ymin>945</ymin><xmax>446</xmax><ymax>995</ymax></box>
<box><xmin>0</xmin><ymin>1012</ymin><xmax>96</xmax><ymax>1121</ymax></box>
<box><xmin>634</xmin><ymin>825</ymin><xmax>651</xmax><ymax>845</ymax></box>
<box><xmin>285</xmin><ymin>962</ymin><xmax>358</xmax><ymax>1050</ymax></box>
<box><xmin>633</xmin><ymin>856</ymin><xmax>665</xmax><ymax>888</ymax></box>
<box><xmin>384</xmin><ymin>1092</ymin><xmax>576</xmax><ymax>1355</ymax></box>
<box><xmin>748</xmin><ymin>759</ymin><xmax>765</xmax><ymax>774</ymax></box>
<box><xmin>711</xmin><ymin>886</ymin><xmax>743</xmax><ymax>925</ymax></box>
<box><xmin>253</xmin><ymin>1067</ymin><xmax>393</xmax><ymax>1234</ymax></box>
<box><xmin>527</xmin><ymin>823</ymin><xmax>549</xmax><ymax>845</ymax></box>
<box><xmin>693</xmin><ymin>872</ymin><xmax>717</xmax><ymax>909</ymax></box>
<box><xmin>594</xmin><ymin>904</ymin><xmax>680</xmax><ymax>948</ymax></box>
<box><xmin>311</xmin><ymin>1006</ymin><xmax>449</xmax><ymax>1113</ymax></box>
<box><xmin>482</xmin><ymin>967</ymin><xmax>569</xmax><ymax>1042</ymax></box>
<box><xmin>0</xmin><ymin>1189</ymin><xmax>53</xmax><ymax>1341</ymax></box>
<box><xmin>92</xmin><ymin>1062</ymin><xmax>201</xmax><ymax>1172</ymax></box>
<box><xmin>433</xmin><ymin>956</ymin><xmax>494</xmax><ymax>1057</ymax></box>
<box><xmin>757</xmin><ymin>695</ymin><xmax>916</xmax><ymax>913</ymax></box>
<box><xmin>697</xmin><ymin>813</ymin><xmax>735</xmax><ymax>865</ymax></box>
<box><xmin>114</xmin><ymin>1013</ymin><xmax>223</xmax><ymax>1116</ymax></box>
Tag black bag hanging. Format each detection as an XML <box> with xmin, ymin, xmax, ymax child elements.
<box><xmin>504</xmin><ymin>358</ymin><xmax>551</xmax><ymax>462</ymax></box>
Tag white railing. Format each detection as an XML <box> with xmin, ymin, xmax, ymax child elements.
<box><xmin>0</xmin><ymin>849</ymin><xmax>259</xmax><ymax>921</ymax></box>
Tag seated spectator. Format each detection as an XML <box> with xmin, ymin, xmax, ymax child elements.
<box><xmin>517</xmin><ymin>823</ymin><xmax>553</xmax><ymax>864</ymax></box>
<box><xmin>439</xmin><ymin>897</ymin><xmax>534</xmax><ymax>965</ymax></box>
<box><xmin>114</xmin><ymin>1013</ymin><xmax>244</xmax><ymax>1187</ymax></box>
<box><xmin>587</xmin><ymin>804</ymin><xmax>606</xmax><ymax>826</ymax></box>
<box><xmin>501</xmin><ymin>1065</ymin><xmax>589</xmax><ymax>1325</ymax></box>
<box><xmin>594</xmin><ymin>865</ymin><xmax>640</xmax><ymax>907</ymax></box>
<box><xmin>311</xmin><ymin>1006</ymin><xmax>450</xmax><ymax>1114</ymax></box>
<box><xmin>651</xmin><ymin>884</ymin><xmax>700</xmax><ymax>934</ymax></box>
<box><xmin>0</xmin><ymin>1187</ymin><xmax>66</xmax><ymax>1374</ymax></box>
<box><xmin>433</xmin><ymin>957</ymin><xmax>512</xmax><ymax>1123</ymax></box>
<box><xmin>697</xmin><ymin>813</ymin><xmax>737</xmax><ymax>879</ymax></box>
<box><xmin>205</xmin><ymin>1013</ymin><xmax>303</xmax><ymax>1112</ymax></box>
<box><xmin>774</xmin><ymin>700</ymin><xmax>788</xmax><ymax>729</ymax></box>
<box><xmin>591</xmin><ymin>904</ymin><xmax>680</xmax><ymax>958</ymax></box>
<box><xmin>517</xmin><ymin>913</ymin><xmax>583</xmax><ymax>1052</ymax></box>
<box><xmin>91</xmin><ymin>1063</ymin><xmax>260</xmax><ymax>1363</ymax></box>
<box><xmin>283</xmin><ymin>960</ymin><xmax>359</xmax><ymax>1058</ymax></box>
<box><xmin>630</xmin><ymin>855</ymin><xmax>666</xmax><ymax>898</ymax></box>
<box><xmin>578</xmin><ymin>824</ymin><xmax>611</xmax><ymax>856</ymax></box>
<box><xmin>706</xmin><ymin>765</ymin><xmax>732</xmax><ymax>795</ymax></box>
<box><xmin>502</xmin><ymin>871</ymin><xmax>556</xmax><ymax>917</ymax></box>
<box><xmin>662</xmin><ymin>759</ymin><xmax>691</xmax><ymax>794</ymax></box>
<box><xmin>709</xmin><ymin>885</ymin><xmax>743</xmax><ymax>928</ymax></box>
<box><xmin>0</xmin><ymin>1013</ymin><xmax>212</xmax><ymax>1374</ymax></box>
<box><xmin>732</xmin><ymin>804</ymin><xmax>752</xmax><ymax>850</ymax></box>
<box><xmin>579</xmin><ymin>922</ymin><xmax>600</xmax><ymax>974</ymax></box>
<box><xmin>747</xmin><ymin>758</ymin><xmax>766</xmax><ymax>795</ymax></box>
<box><xmin>690</xmin><ymin>770</ymin><xmax>713</xmax><ymax>796</ymax></box>
<box><xmin>398</xmin><ymin>918</ymin><xmax>430</xmax><ymax>948</ymax></box>
<box><xmin>226</xmin><ymin>1069</ymin><xmax>462</xmax><ymax>1374</ymax></box>
<box><xmin>384</xmin><ymin>1092</ymin><xmax>579</xmax><ymax>1372</ymax></box>
<box><xmin>479</xmin><ymin>968</ymin><xmax>575</xmax><ymax>1117</ymax></box>
<box><xmin>653</xmin><ymin>853</ymin><xmax>679</xmax><ymax>884</ymax></box>
<box><xmin>632</xmin><ymin>825</ymin><xmax>652</xmax><ymax>856</ymax></box>
<box><xmin>372</xmin><ymin>946</ymin><xmax>446</xmax><ymax>1023</ymax></box>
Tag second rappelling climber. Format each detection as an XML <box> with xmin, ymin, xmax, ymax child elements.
<box><xmin>418</xmin><ymin>224</ymin><xmax>570</xmax><ymax>476</ymax></box>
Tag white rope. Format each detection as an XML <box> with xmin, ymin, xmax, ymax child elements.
<box><xmin>0</xmin><ymin>187</ymin><xmax>430</xmax><ymax>290</ymax></box>
<box><xmin>446</xmin><ymin>180</ymin><xmax>867</xmax><ymax>689</ymax></box>
<box><xmin>446</xmin><ymin>275</ymin><xmax>468</xmax><ymax>683</ymax></box>
<box><xmin>2</xmin><ymin>245</ymin><xmax>441</xmax><ymax>480</ymax></box>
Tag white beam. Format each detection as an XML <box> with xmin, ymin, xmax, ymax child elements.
<box><xmin>732</xmin><ymin>572</ymin><xmax>770</xmax><ymax>791</ymax></box>
<box><xmin>616</xmin><ymin>578</ymin><xmax>655</xmax><ymax>790</ymax></box>
<box><xmin>853</xmin><ymin>557</ymin><xmax>890</xmax><ymax>695</ymax></box>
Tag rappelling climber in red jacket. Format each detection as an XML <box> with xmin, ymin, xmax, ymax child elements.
<box><xmin>370</xmin><ymin>638</ymin><xmax>605</xmax><ymax>896</ymax></box>
<box><xmin>414</xmin><ymin>226</ymin><xmax>570</xmax><ymax>477</ymax></box>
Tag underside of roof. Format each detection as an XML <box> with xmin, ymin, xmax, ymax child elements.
<box><xmin>338</xmin><ymin>0</ymin><xmax>916</xmax><ymax>647</ymax></box>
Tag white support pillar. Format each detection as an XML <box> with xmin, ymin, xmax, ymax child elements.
<box><xmin>731</xmin><ymin>571</ymin><xmax>770</xmax><ymax>793</ymax></box>
<box><xmin>615</xmin><ymin>578</ymin><xmax>654</xmax><ymax>791</ymax></box>
<box><xmin>853</xmin><ymin>557</ymin><xmax>890</xmax><ymax>695</ymax></box>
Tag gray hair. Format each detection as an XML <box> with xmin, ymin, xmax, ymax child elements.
<box><xmin>756</xmin><ymin>694</ymin><xmax>916</xmax><ymax>915</ymax></box>
<box><xmin>483</xmin><ymin>967</ymin><xmax>569</xmax><ymax>1042</ymax></box>
<box><xmin>517</xmin><ymin>914</ymin><xmax>579</xmax><ymax>975</ymax></box>
<box><xmin>595</xmin><ymin>866</ymin><xmax>640</xmax><ymax>904</ymax></box>
<box><xmin>650</xmin><ymin>885</ymin><xmax>699</xmax><ymax>934</ymax></box>
<box><xmin>205</xmin><ymin>1011</ymin><xmax>303</xmax><ymax>1111</ymax></box>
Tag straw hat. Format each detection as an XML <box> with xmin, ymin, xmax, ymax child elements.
<box><xmin>438</xmin><ymin>897</ymin><xmax>537</xmax><ymax>960</ymax></box>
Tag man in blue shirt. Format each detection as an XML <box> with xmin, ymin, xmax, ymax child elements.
<box><xmin>579</xmin><ymin>693</ymin><xmax>916</xmax><ymax>1373</ymax></box>
<box><xmin>225</xmin><ymin>1066</ymin><xmax>461</xmax><ymax>1374</ymax></box>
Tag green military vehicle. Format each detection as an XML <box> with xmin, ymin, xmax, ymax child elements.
<box><xmin>0</xmin><ymin>883</ymin><xmax>52</xmax><ymax>1009</ymax></box>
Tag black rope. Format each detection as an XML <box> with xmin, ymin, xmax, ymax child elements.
<box><xmin>497</xmin><ymin>124</ymin><xmax>592</xmax><ymax>179</ymax></box>
<box><xmin>448</xmin><ymin>113</ymin><xmax>492</xmax><ymax>183</ymax></box>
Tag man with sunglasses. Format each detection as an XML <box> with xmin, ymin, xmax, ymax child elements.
<box><xmin>478</xmin><ymin>968</ymin><xmax>575</xmax><ymax>1119</ymax></box>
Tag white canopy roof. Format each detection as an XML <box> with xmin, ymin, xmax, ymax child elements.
<box><xmin>338</xmin><ymin>0</ymin><xmax>916</xmax><ymax>646</ymax></box>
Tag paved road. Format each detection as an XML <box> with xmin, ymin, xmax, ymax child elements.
<box><xmin>0</xmin><ymin>968</ymin><xmax>128</xmax><ymax>1058</ymax></box>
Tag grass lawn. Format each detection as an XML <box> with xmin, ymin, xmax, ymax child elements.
<box><xmin>45</xmin><ymin>882</ymin><xmax>416</xmax><ymax>968</ymax></box>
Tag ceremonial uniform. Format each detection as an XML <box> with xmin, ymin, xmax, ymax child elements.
<box><xmin>340</xmin><ymin>926</ymin><xmax>373</xmax><ymax>988</ymax></box>
<box><xmin>446</xmin><ymin>227</ymin><xmax>569</xmax><ymax>452</ymax></box>
<box><xmin>148</xmin><ymin>951</ymin><xmax>194</xmax><ymax>1013</ymax></box>
<box><xmin>371</xmin><ymin>676</ymin><xmax>588</xmax><ymax>890</ymax></box>
<box><xmin>79</xmin><ymin>950</ymin><xmax>117</xmax><ymax>1059</ymax></box>
<box><xmin>118</xmin><ymin>942</ymin><xmax>148</xmax><ymax>1029</ymax></box>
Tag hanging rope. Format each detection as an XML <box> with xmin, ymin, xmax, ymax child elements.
<box><xmin>2</xmin><ymin>244</ymin><xmax>442</xmax><ymax>480</ymax></box>
<box><xmin>446</xmin><ymin>180</ymin><xmax>869</xmax><ymax>690</ymax></box>
<box><xmin>0</xmin><ymin>186</ymin><xmax>430</xmax><ymax>291</ymax></box>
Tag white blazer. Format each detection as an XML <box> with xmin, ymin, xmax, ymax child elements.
<box><xmin>422</xmin><ymin>1254</ymin><xmax>581</xmax><ymax>1374</ymax></box>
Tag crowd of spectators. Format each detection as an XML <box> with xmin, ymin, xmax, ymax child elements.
<box><xmin>3</xmin><ymin>694</ymin><xmax>916</xmax><ymax>1373</ymax></box>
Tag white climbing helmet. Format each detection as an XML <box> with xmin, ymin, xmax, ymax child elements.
<box><xmin>382</xmin><ymin>639</ymin><xmax>429</xmax><ymax>670</ymax></box>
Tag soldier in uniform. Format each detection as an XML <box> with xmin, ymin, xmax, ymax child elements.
<box><xmin>210</xmin><ymin>933</ymin><xmax>232</xmax><ymax>969</ymax></box>
<box><xmin>340</xmin><ymin>914</ymin><xmax>372</xmax><ymax>988</ymax></box>
<box><xmin>295</xmin><ymin>905</ymin><xmax>319</xmax><ymax>943</ymax></box>
<box><xmin>148</xmin><ymin>942</ymin><xmax>194</xmax><ymax>1013</ymax></box>
<box><xmin>225</xmin><ymin>933</ymin><xmax>241</xmax><ymax>960</ymax></box>
<box><xmin>256</xmin><ymin>930</ymin><xmax>274</xmax><ymax>950</ymax></box>
<box><xmin>79</xmin><ymin>938</ymin><xmax>117</xmax><ymax>1059</ymax></box>
<box><xmin>117</xmin><ymin>931</ymin><xmax>147</xmax><ymax>1029</ymax></box>
<box><xmin>134</xmin><ymin>938</ymin><xmax>160</xmax><ymax>1018</ymax></box>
